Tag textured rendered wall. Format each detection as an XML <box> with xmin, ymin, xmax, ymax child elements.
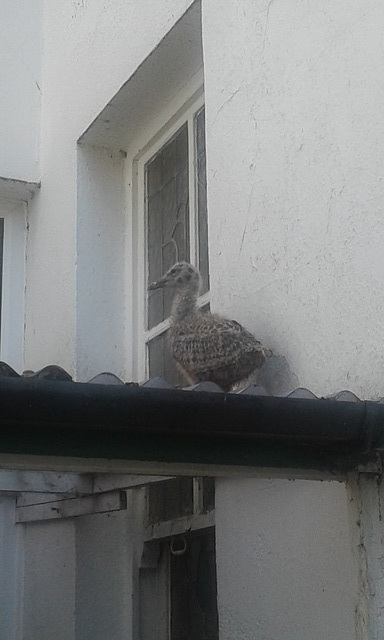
<box><xmin>75</xmin><ymin>508</ymin><xmax>134</xmax><ymax>640</ymax></box>
<box><xmin>0</xmin><ymin>1</ymin><xmax>42</xmax><ymax>182</ymax></box>
<box><xmin>215</xmin><ymin>478</ymin><xmax>358</xmax><ymax>640</ymax></box>
<box><xmin>202</xmin><ymin>3</ymin><xmax>384</xmax><ymax>638</ymax></box>
<box><xmin>22</xmin><ymin>520</ymin><xmax>76</xmax><ymax>640</ymax></box>
<box><xmin>76</xmin><ymin>146</ymin><xmax>126</xmax><ymax>381</ymax></box>
<box><xmin>24</xmin><ymin>0</ymin><xmax>193</xmax><ymax>373</ymax></box>
<box><xmin>0</xmin><ymin>498</ymin><xmax>20</xmax><ymax>639</ymax></box>
<box><xmin>203</xmin><ymin>0</ymin><xmax>384</xmax><ymax>399</ymax></box>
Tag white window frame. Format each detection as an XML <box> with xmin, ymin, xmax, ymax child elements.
<box><xmin>125</xmin><ymin>74</ymin><xmax>209</xmax><ymax>382</ymax></box>
<box><xmin>0</xmin><ymin>199</ymin><xmax>26</xmax><ymax>372</ymax></box>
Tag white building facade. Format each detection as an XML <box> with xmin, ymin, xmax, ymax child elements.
<box><xmin>1</xmin><ymin>0</ymin><xmax>384</xmax><ymax>638</ymax></box>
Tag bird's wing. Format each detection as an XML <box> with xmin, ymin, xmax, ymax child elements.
<box><xmin>170</xmin><ymin>316</ymin><xmax>266</xmax><ymax>373</ymax></box>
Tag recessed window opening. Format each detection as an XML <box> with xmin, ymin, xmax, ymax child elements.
<box><xmin>140</xmin><ymin>477</ymin><xmax>218</xmax><ymax>640</ymax></box>
<box><xmin>0</xmin><ymin>218</ymin><xmax>4</xmax><ymax>346</ymax></box>
<box><xmin>0</xmin><ymin>202</ymin><xmax>25</xmax><ymax>371</ymax></box>
<box><xmin>169</xmin><ymin>528</ymin><xmax>218</xmax><ymax>640</ymax></box>
<box><xmin>135</xmin><ymin>90</ymin><xmax>209</xmax><ymax>384</ymax></box>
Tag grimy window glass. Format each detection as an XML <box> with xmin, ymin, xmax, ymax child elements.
<box><xmin>146</xmin><ymin>124</ymin><xmax>190</xmax><ymax>331</ymax></box>
<box><xmin>145</xmin><ymin>107</ymin><xmax>209</xmax><ymax>385</ymax></box>
<box><xmin>0</xmin><ymin>218</ymin><xmax>4</xmax><ymax>348</ymax></box>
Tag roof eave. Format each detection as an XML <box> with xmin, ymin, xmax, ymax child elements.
<box><xmin>0</xmin><ymin>377</ymin><xmax>383</xmax><ymax>478</ymax></box>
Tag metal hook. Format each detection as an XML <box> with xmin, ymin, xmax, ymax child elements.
<box><xmin>170</xmin><ymin>536</ymin><xmax>187</xmax><ymax>556</ymax></box>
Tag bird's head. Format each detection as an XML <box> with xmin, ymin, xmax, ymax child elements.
<box><xmin>148</xmin><ymin>262</ymin><xmax>201</xmax><ymax>295</ymax></box>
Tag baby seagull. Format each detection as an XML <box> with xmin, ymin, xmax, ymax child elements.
<box><xmin>148</xmin><ymin>262</ymin><xmax>270</xmax><ymax>391</ymax></box>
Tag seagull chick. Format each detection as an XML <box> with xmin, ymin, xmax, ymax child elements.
<box><xmin>148</xmin><ymin>262</ymin><xmax>271</xmax><ymax>391</ymax></box>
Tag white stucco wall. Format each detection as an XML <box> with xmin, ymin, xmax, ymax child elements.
<box><xmin>15</xmin><ymin>490</ymin><xmax>144</xmax><ymax>640</ymax></box>
<box><xmin>75</xmin><ymin>508</ymin><xmax>134</xmax><ymax>639</ymax></box>
<box><xmin>21</xmin><ymin>0</ymin><xmax>384</xmax><ymax>392</ymax></box>
<box><xmin>0</xmin><ymin>1</ymin><xmax>42</xmax><ymax>183</ymax></box>
<box><xmin>215</xmin><ymin>478</ymin><xmax>358</xmax><ymax>640</ymax></box>
<box><xmin>203</xmin><ymin>0</ymin><xmax>384</xmax><ymax>399</ymax></box>
<box><xmin>22</xmin><ymin>519</ymin><xmax>76</xmax><ymax>640</ymax></box>
<box><xmin>24</xmin><ymin>0</ymin><xmax>194</xmax><ymax>373</ymax></box>
<box><xmin>76</xmin><ymin>146</ymin><xmax>126</xmax><ymax>380</ymax></box>
<box><xmin>0</xmin><ymin>498</ymin><xmax>20</xmax><ymax>639</ymax></box>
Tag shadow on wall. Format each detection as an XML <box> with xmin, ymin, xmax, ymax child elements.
<box><xmin>249</xmin><ymin>355</ymin><xmax>299</xmax><ymax>395</ymax></box>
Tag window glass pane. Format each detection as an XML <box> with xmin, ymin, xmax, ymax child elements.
<box><xmin>147</xmin><ymin>477</ymin><xmax>194</xmax><ymax>525</ymax></box>
<box><xmin>195</xmin><ymin>108</ymin><xmax>209</xmax><ymax>294</ymax></box>
<box><xmin>146</xmin><ymin>124</ymin><xmax>189</xmax><ymax>330</ymax></box>
<box><xmin>0</xmin><ymin>218</ymin><xmax>4</xmax><ymax>347</ymax></box>
<box><xmin>202</xmin><ymin>477</ymin><xmax>215</xmax><ymax>513</ymax></box>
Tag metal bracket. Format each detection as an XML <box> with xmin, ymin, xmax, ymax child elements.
<box><xmin>357</xmin><ymin>455</ymin><xmax>383</xmax><ymax>475</ymax></box>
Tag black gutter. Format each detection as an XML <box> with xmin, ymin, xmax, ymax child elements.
<box><xmin>0</xmin><ymin>377</ymin><xmax>383</xmax><ymax>473</ymax></box>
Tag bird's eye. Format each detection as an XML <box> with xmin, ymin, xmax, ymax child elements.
<box><xmin>170</xmin><ymin>269</ymin><xmax>176</xmax><ymax>275</ymax></box>
<box><xmin>188</xmin><ymin>267</ymin><xmax>193</xmax><ymax>273</ymax></box>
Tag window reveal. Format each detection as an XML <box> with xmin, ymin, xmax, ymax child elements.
<box><xmin>146</xmin><ymin>123</ymin><xmax>190</xmax><ymax>331</ymax></box>
<box><xmin>144</xmin><ymin>104</ymin><xmax>209</xmax><ymax>384</ymax></box>
<box><xmin>0</xmin><ymin>218</ymin><xmax>4</xmax><ymax>347</ymax></box>
<box><xmin>170</xmin><ymin>530</ymin><xmax>219</xmax><ymax>640</ymax></box>
<box><xmin>141</xmin><ymin>477</ymin><xmax>218</xmax><ymax>640</ymax></box>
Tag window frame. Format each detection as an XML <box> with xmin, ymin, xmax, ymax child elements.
<box><xmin>0</xmin><ymin>199</ymin><xmax>26</xmax><ymax>372</ymax></box>
<box><xmin>127</xmin><ymin>78</ymin><xmax>209</xmax><ymax>382</ymax></box>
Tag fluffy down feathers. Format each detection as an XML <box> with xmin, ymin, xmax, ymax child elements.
<box><xmin>148</xmin><ymin>262</ymin><xmax>270</xmax><ymax>391</ymax></box>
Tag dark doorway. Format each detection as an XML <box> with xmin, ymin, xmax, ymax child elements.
<box><xmin>170</xmin><ymin>529</ymin><xmax>219</xmax><ymax>640</ymax></box>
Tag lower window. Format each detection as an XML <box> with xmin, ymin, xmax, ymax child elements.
<box><xmin>139</xmin><ymin>477</ymin><xmax>218</xmax><ymax>640</ymax></box>
<box><xmin>170</xmin><ymin>529</ymin><xmax>218</xmax><ymax>640</ymax></box>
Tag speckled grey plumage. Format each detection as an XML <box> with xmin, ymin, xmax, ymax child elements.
<box><xmin>148</xmin><ymin>262</ymin><xmax>271</xmax><ymax>392</ymax></box>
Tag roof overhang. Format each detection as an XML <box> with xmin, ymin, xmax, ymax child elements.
<box><xmin>78</xmin><ymin>0</ymin><xmax>203</xmax><ymax>152</ymax></box>
<box><xmin>0</xmin><ymin>376</ymin><xmax>383</xmax><ymax>479</ymax></box>
<box><xmin>0</xmin><ymin>176</ymin><xmax>40</xmax><ymax>202</ymax></box>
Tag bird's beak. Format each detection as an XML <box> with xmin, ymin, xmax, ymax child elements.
<box><xmin>148</xmin><ymin>278</ymin><xmax>166</xmax><ymax>291</ymax></box>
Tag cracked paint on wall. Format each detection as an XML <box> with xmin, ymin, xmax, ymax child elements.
<box><xmin>203</xmin><ymin>0</ymin><xmax>384</xmax><ymax>399</ymax></box>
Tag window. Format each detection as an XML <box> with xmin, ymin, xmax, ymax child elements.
<box><xmin>0</xmin><ymin>217</ymin><xmax>4</xmax><ymax>340</ymax></box>
<box><xmin>0</xmin><ymin>200</ymin><xmax>26</xmax><ymax>371</ymax></box>
<box><xmin>134</xmin><ymin>88</ymin><xmax>209</xmax><ymax>384</ymax></box>
<box><xmin>140</xmin><ymin>477</ymin><xmax>218</xmax><ymax>640</ymax></box>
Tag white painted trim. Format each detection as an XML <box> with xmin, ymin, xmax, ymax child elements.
<box><xmin>0</xmin><ymin>471</ymin><xmax>172</xmax><ymax>496</ymax></box>
<box><xmin>134</xmin><ymin>290</ymin><xmax>209</xmax><ymax>346</ymax></box>
<box><xmin>91</xmin><ymin>473</ymin><xmax>173</xmax><ymax>492</ymax></box>
<box><xmin>0</xmin><ymin>453</ymin><xmax>347</xmax><ymax>481</ymax></box>
<box><xmin>0</xmin><ymin>199</ymin><xmax>26</xmax><ymax>371</ymax></box>
<box><xmin>0</xmin><ymin>470</ymin><xmax>92</xmax><ymax>495</ymax></box>
<box><xmin>188</xmin><ymin>115</ymin><xmax>198</xmax><ymax>265</ymax></box>
<box><xmin>15</xmin><ymin>490</ymin><xmax>127</xmax><ymax>523</ymax></box>
<box><xmin>144</xmin><ymin>511</ymin><xmax>215</xmax><ymax>542</ymax></box>
<box><xmin>124</xmin><ymin>77</ymin><xmax>207</xmax><ymax>381</ymax></box>
<box><xmin>125</xmin><ymin>70</ymin><xmax>204</xmax><ymax>161</ymax></box>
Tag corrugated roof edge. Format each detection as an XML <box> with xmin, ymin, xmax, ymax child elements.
<box><xmin>1</xmin><ymin>362</ymin><xmax>381</xmax><ymax>403</ymax></box>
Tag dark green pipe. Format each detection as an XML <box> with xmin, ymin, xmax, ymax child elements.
<box><xmin>0</xmin><ymin>377</ymin><xmax>382</xmax><ymax>471</ymax></box>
